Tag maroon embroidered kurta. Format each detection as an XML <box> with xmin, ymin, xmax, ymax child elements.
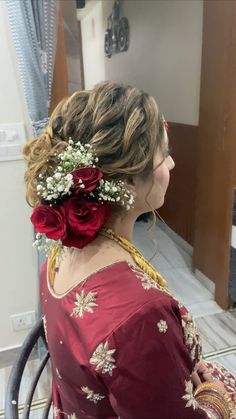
<box><xmin>40</xmin><ymin>260</ymin><xmax>236</xmax><ymax>419</ymax></box>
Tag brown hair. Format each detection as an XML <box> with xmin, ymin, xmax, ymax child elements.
<box><xmin>23</xmin><ymin>81</ymin><xmax>165</xmax><ymax>208</ymax></box>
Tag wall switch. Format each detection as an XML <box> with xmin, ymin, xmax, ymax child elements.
<box><xmin>0</xmin><ymin>122</ymin><xmax>25</xmax><ymax>161</ymax></box>
<box><xmin>11</xmin><ymin>311</ymin><xmax>36</xmax><ymax>332</ymax></box>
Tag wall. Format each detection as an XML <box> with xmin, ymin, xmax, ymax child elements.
<box><xmin>80</xmin><ymin>1</ymin><xmax>105</xmax><ymax>89</ymax></box>
<box><xmin>80</xmin><ymin>0</ymin><xmax>203</xmax><ymax>125</ymax></box>
<box><xmin>50</xmin><ymin>4</ymin><xmax>68</xmax><ymax>113</ymax></box>
<box><xmin>0</xmin><ymin>3</ymin><xmax>38</xmax><ymax>350</ymax></box>
<box><xmin>79</xmin><ymin>0</ymin><xmax>203</xmax><ymax>247</ymax></box>
<box><xmin>62</xmin><ymin>0</ymin><xmax>84</xmax><ymax>94</ymax></box>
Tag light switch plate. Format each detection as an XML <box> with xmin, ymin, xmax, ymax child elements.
<box><xmin>0</xmin><ymin>122</ymin><xmax>26</xmax><ymax>161</ymax></box>
<box><xmin>11</xmin><ymin>311</ymin><xmax>36</xmax><ymax>332</ymax></box>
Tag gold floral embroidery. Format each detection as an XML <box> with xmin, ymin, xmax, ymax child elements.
<box><xmin>130</xmin><ymin>265</ymin><xmax>160</xmax><ymax>291</ymax></box>
<box><xmin>141</xmin><ymin>274</ymin><xmax>160</xmax><ymax>290</ymax></box>
<box><xmin>157</xmin><ymin>319</ymin><xmax>168</xmax><ymax>333</ymax></box>
<box><xmin>184</xmin><ymin>314</ymin><xmax>198</xmax><ymax>346</ymax></box>
<box><xmin>181</xmin><ymin>310</ymin><xmax>202</xmax><ymax>363</ymax></box>
<box><xmin>42</xmin><ymin>315</ymin><xmax>48</xmax><ymax>343</ymax></box>
<box><xmin>81</xmin><ymin>386</ymin><xmax>105</xmax><ymax>403</ymax></box>
<box><xmin>182</xmin><ymin>379</ymin><xmax>199</xmax><ymax>410</ymax></box>
<box><xmin>70</xmin><ymin>290</ymin><xmax>98</xmax><ymax>318</ymax></box>
<box><xmin>53</xmin><ymin>404</ymin><xmax>77</xmax><ymax>419</ymax></box>
<box><xmin>90</xmin><ymin>341</ymin><xmax>116</xmax><ymax>375</ymax></box>
<box><xmin>56</xmin><ymin>367</ymin><xmax>62</xmax><ymax>380</ymax></box>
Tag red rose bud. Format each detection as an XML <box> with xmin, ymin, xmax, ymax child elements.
<box><xmin>71</xmin><ymin>167</ymin><xmax>103</xmax><ymax>194</ymax></box>
<box><xmin>63</xmin><ymin>196</ymin><xmax>111</xmax><ymax>238</ymax></box>
<box><xmin>31</xmin><ymin>205</ymin><xmax>66</xmax><ymax>240</ymax></box>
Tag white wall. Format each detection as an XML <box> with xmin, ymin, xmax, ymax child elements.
<box><xmin>80</xmin><ymin>0</ymin><xmax>203</xmax><ymax>125</ymax></box>
<box><xmin>81</xmin><ymin>1</ymin><xmax>105</xmax><ymax>89</ymax></box>
<box><xmin>0</xmin><ymin>3</ymin><xmax>38</xmax><ymax>350</ymax></box>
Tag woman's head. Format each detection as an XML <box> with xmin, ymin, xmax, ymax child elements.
<box><xmin>132</xmin><ymin>126</ymin><xmax>175</xmax><ymax>215</ymax></box>
<box><xmin>24</xmin><ymin>81</ymin><xmax>173</xmax><ymax>211</ymax></box>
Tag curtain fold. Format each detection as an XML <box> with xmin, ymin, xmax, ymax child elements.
<box><xmin>6</xmin><ymin>0</ymin><xmax>58</xmax><ymax>136</ymax></box>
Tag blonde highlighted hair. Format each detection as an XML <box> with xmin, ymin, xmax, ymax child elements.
<box><xmin>23</xmin><ymin>81</ymin><xmax>165</xmax><ymax>208</ymax></box>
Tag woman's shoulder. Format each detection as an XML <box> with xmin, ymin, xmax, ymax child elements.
<box><xmin>40</xmin><ymin>257</ymin><xmax>177</xmax><ymax>313</ymax></box>
<box><xmin>40</xmin><ymin>258</ymin><xmax>187</xmax><ymax>359</ymax></box>
<box><xmin>82</xmin><ymin>260</ymin><xmax>181</xmax><ymax>337</ymax></box>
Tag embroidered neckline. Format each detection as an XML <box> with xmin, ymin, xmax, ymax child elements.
<box><xmin>46</xmin><ymin>260</ymin><xmax>135</xmax><ymax>299</ymax></box>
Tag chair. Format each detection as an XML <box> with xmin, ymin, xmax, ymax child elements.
<box><xmin>5</xmin><ymin>319</ymin><xmax>52</xmax><ymax>419</ymax></box>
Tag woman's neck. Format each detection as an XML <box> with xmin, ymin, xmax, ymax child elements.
<box><xmin>103</xmin><ymin>210</ymin><xmax>137</xmax><ymax>242</ymax></box>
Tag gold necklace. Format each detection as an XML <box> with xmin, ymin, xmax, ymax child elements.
<box><xmin>100</xmin><ymin>227</ymin><xmax>170</xmax><ymax>291</ymax></box>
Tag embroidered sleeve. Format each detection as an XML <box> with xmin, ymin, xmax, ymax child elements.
<box><xmin>96</xmin><ymin>297</ymin><xmax>224</xmax><ymax>419</ymax></box>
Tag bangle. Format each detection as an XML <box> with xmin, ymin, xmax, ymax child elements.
<box><xmin>194</xmin><ymin>382</ymin><xmax>231</xmax><ymax>419</ymax></box>
<box><xmin>194</xmin><ymin>382</ymin><xmax>228</xmax><ymax>399</ymax></box>
<box><xmin>196</xmin><ymin>394</ymin><xmax>229</xmax><ymax>419</ymax></box>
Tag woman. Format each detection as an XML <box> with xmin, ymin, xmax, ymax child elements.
<box><xmin>23</xmin><ymin>81</ymin><xmax>235</xmax><ymax>419</ymax></box>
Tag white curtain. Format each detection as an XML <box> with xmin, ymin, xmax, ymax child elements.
<box><xmin>6</xmin><ymin>0</ymin><xmax>59</xmax><ymax>136</ymax></box>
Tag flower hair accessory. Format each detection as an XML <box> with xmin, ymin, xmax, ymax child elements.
<box><xmin>31</xmin><ymin>139</ymin><xmax>135</xmax><ymax>254</ymax></box>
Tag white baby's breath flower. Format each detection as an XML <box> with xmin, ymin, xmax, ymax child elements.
<box><xmin>57</xmin><ymin>185</ymin><xmax>64</xmax><ymax>192</ymax></box>
<box><xmin>54</xmin><ymin>173</ymin><xmax>61</xmax><ymax>180</ymax></box>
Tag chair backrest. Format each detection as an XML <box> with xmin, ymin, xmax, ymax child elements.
<box><xmin>5</xmin><ymin>319</ymin><xmax>52</xmax><ymax>419</ymax></box>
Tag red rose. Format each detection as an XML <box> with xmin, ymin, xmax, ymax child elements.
<box><xmin>63</xmin><ymin>196</ymin><xmax>111</xmax><ymax>237</ymax></box>
<box><xmin>71</xmin><ymin>167</ymin><xmax>103</xmax><ymax>194</ymax></box>
<box><xmin>31</xmin><ymin>205</ymin><xmax>66</xmax><ymax>240</ymax></box>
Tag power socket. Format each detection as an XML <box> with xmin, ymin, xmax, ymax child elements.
<box><xmin>11</xmin><ymin>311</ymin><xmax>36</xmax><ymax>332</ymax></box>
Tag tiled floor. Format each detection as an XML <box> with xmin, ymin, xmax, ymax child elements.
<box><xmin>134</xmin><ymin>220</ymin><xmax>236</xmax><ymax>375</ymax></box>
<box><xmin>1</xmin><ymin>220</ymin><xmax>236</xmax><ymax>417</ymax></box>
<box><xmin>133</xmin><ymin>220</ymin><xmax>215</xmax><ymax>312</ymax></box>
